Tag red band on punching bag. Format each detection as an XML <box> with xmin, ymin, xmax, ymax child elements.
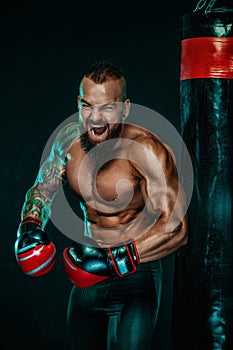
<box><xmin>180</xmin><ymin>37</ymin><xmax>233</xmax><ymax>80</ymax></box>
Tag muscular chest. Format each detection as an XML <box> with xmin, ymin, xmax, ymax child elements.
<box><xmin>66</xmin><ymin>151</ymin><xmax>141</xmax><ymax>207</ymax></box>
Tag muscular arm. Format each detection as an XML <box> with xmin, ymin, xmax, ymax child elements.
<box><xmin>132</xmin><ymin>137</ymin><xmax>188</xmax><ymax>263</ymax></box>
<box><xmin>20</xmin><ymin>122</ymin><xmax>80</xmax><ymax>227</ymax></box>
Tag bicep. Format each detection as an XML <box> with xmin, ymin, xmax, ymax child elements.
<box><xmin>34</xmin><ymin>121</ymin><xmax>80</xmax><ymax>202</ymax></box>
<box><xmin>21</xmin><ymin>122</ymin><xmax>79</xmax><ymax>222</ymax></box>
<box><xmin>144</xmin><ymin>143</ymin><xmax>185</xmax><ymax>230</ymax></box>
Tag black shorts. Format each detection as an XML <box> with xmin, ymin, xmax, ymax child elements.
<box><xmin>67</xmin><ymin>260</ymin><xmax>162</xmax><ymax>350</ymax></box>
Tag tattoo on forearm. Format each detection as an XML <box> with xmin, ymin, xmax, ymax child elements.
<box><xmin>22</xmin><ymin>186</ymin><xmax>43</xmax><ymax>220</ymax></box>
<box><xmin>21</xmin><ymin>122</ymin><xmax>80</xmax><ymax>225</ymax></box>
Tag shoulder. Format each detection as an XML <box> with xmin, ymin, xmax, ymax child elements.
<box><xmin>52</xmin><ymin>122</ymin><xmax>81</xmax><ymax>157</ymax></box>
<box><xmin>124</xmin><ymin>124</ymin><xmax>177</xmax><ymax>177</ymax></box>
<box><xmin>125</xmin><ymin>124</ymin><xmax>175</xmax><ymax>163</ymax></box>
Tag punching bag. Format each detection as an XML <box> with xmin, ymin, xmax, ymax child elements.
<box><xmin>172</xmin><ymin>1</ymin><xmax>233</xmax><ymax>349</ymax></box>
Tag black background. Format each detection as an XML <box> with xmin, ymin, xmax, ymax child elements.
<box><xmin>1</xmin><ymin>1</ymin><xmax>194</xmax><ymax>349</ymax></box>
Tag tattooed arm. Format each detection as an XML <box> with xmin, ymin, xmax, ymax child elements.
<box><xmin>20</xmin><ymin>122</ymin><xmax>80</xmax><ymax>227</ymax></box>
<box><xmin>15</xmin><ymin>123</ymin><xmax>80</xmax><ymax>276</ymax></box>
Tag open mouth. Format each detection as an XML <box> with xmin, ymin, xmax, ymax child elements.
<box><xmin>90</xmin><ymin>124</ymin><xmax>108</xmax><ymax>138</ymax></box>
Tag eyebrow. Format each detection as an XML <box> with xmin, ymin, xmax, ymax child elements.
<box><xmin>80</xmin><ymin>98</ymin><xmax>91</xmax><ymax>106</ymax></box>
<box><xmin>80</xmin><ymin>99</ymin><xmax>118</xmax><ymax>108</ymax></box>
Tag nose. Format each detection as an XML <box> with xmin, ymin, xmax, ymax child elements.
<box><xmin>90</xmin><ymin>106</ymin><xmax>102</xmax><ymax>122</ymax></box>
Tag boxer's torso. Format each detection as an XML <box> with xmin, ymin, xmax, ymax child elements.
<box><xmin>64</xmin><ymin>124</ymin><xmax>157</xmax><ymax>245</ymax></box>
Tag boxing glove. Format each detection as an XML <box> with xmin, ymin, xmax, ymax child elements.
<box><xmin>63</xmin><ymin>237</ymin><xmax>140</xmax><ymax>288</ymax></box>
<box><xmin>15</xmin><ymin>216</ymin><xmax>56</xmax><ymax>277</ymax></box>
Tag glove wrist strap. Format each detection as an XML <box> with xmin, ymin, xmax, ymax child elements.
<box><xmin>108</xmin><ymin>240</ymin><xmax>139</xmax><ymax>277</ymax></box>
<box><xmin>18</xmin><ymin>217</ymin><xmax>43</xmax><ymax>236</ymax></box>
<box><xmin>21</xmin><ymin>216</ymin><xmax>43</xmax><ymax>227</ymax></box>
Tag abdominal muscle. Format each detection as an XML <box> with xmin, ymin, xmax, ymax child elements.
<box><xmin>83</xmin><ymin>204</ymin><xmax>155</xmax><ymax>247</ymax></box>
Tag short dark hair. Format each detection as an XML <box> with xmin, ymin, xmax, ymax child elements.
<box><xmin>83</xmin><ymin>61</ymin><xmax>127</xmax><ymax>100</ymax></box>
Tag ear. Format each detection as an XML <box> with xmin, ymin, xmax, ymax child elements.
<box><xmin>122</xmin><ymin>99</ymin><xmax>131</xmax><ymax>120</ymax></box>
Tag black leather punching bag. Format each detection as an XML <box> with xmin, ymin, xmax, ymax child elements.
<box><xmin>172</xmin><ymin>1</ymin><xmax>233</xmax><ymax>349</ymax></box>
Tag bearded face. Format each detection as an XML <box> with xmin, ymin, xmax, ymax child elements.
<box><xmin>77</xmin><ymin>77</ymin><xmax>130</xmax><ymax>155</ymax></box>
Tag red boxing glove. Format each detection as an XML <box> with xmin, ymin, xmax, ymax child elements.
<box><xmin>63</xmin><ymin>239</ymin><xmax>109</xmax><ymax>288</ymax></box>
<box><xmin>63</xmin><ymin>238</ymin><xmax>140</xmax><ymax>288</ymax></box>
<box><xmin>15</xmin><ymin>217</ymin><xmax>56</xmax><ymax>277</ymax></box>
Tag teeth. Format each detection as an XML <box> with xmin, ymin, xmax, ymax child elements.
<box><xmin>91</xmin><ymin>129</ymin><xmax>104</xmax><ymax>135</ymax></box>
<box><xmin>91</xmin><ymin>125</ymin><xmax>107</xmax><ymax>136</ymax></box>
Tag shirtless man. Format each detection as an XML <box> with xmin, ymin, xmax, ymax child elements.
<box><xmin>15</xmin><ymin>62</ymin><xmax>188</xmax><ymax>350</ymax></box>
